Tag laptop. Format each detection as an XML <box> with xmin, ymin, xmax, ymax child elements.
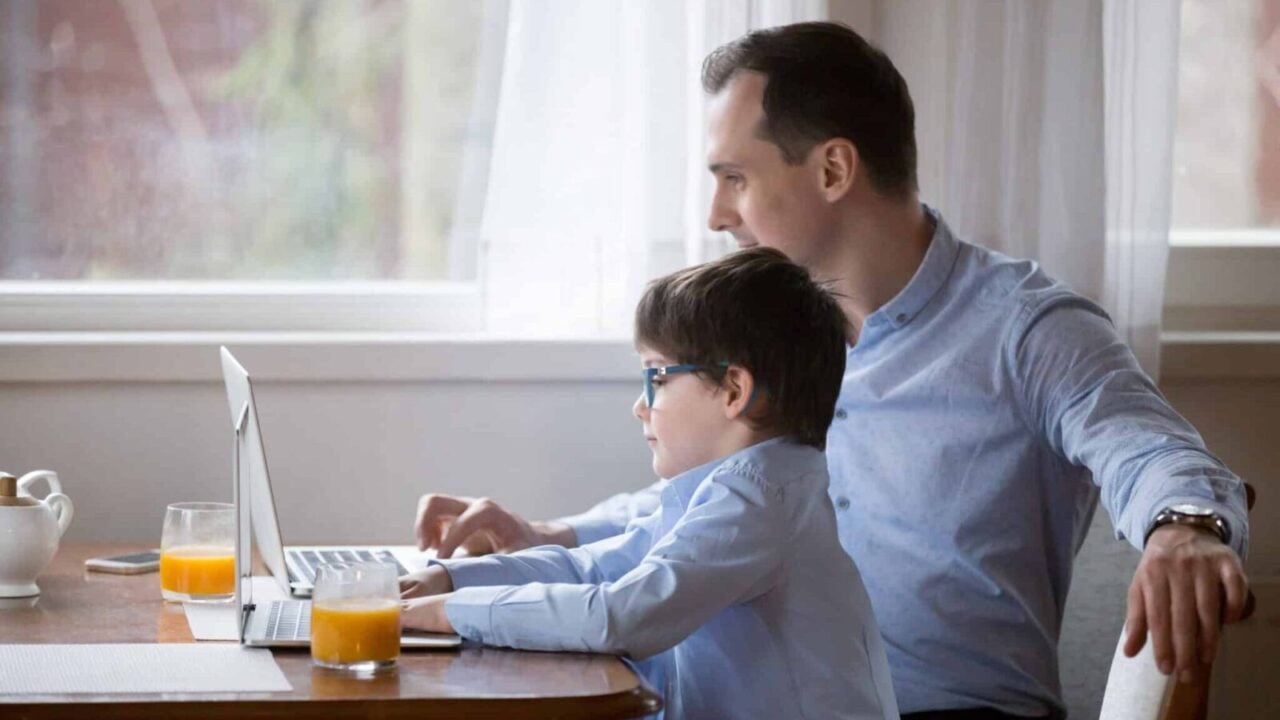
<box><xmin>221</xmin><ymin>346</ymin><xmax>460</xmax><ymax>648</ymax></box>
<box><xmin>220</xmin><ymin>346</ymin><xmax>427</xmax><ymax>597</ymax></box>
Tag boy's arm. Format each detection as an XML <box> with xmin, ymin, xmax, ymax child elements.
<box><xmin>442</xmin><ymin>472</ymin><xmax>785</xmax><ymax>659</ymax></box>
<box><xmin>1011</xmin><ymin>294</ymin><xmax>1249</xmax><ymax>677</ymax></box>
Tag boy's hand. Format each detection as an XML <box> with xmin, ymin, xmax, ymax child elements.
<box><xmin>414</xmin><ymin>493</ymin><xmax>577</xmax><ymax>558</ymax></box>
<box><xmin>399</xmin><ymin>565</ymin><xmax>453</xmax><ymax>599</ymax></box>
<box><xmin>401</xmin><ymin>593</ymin><xmax>455</xmax><ymax>634</ymax></box>
<box><xmin>1124</xmin><ymin>524</ymin><xmax>1249</xmax><ymax>681</ymax></box>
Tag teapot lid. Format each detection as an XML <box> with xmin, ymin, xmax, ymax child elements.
<box><xmin>0</xmin><ymin>474</ymin><xmax>39</xmax><ymax>507</ymax></box>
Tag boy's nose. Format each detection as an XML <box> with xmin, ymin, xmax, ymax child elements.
<box><xmin>632</xmin><ymin>393</ymin><xmax>647</xmax><ymax>421</ymax></box>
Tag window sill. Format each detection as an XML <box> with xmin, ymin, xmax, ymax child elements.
<box><xmin>1160</xmin><ymin>330</ymin><xmax>1280</xmax><ymax>380</ymax></box>
<box><xmin>0</xmin><ymin>332</ymin><xmax>637</xmax><ymax>383</ymax></box>
<box><xmin>2</xmin><ymin>329</ymin><xmax>1275</xmax><ymax>383</ymax></box>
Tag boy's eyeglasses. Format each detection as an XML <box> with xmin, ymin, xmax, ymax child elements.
<box><xmin>641</xmin><ymin>363</ymin><xmax>728</xmax><ymax>408</ymax></box>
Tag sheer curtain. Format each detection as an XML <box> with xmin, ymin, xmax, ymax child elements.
<box><xmin>865</xmin><ymin>0</ymin><xmax>1180</xmax><ymax>377</ymax></box>
<box><xmin>477</xmin><ymin>0</ymin><xmax>825</xmax><ymax>336</ymax></box>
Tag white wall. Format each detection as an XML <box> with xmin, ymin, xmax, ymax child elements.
<box><xmin>0</xmin><ymin>377</ymin><xmax>654</xmax><ymax>545</ymax></box>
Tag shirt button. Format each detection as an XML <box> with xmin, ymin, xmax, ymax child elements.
<box><xmin>895</xmin><ymin>313</ymin><xmax>907</xmax><ymax>324</ymax></box>
<box><xmin>834</xmin><ymin>408</ymin><xmax>848</xmax><ymax>420</ymax></box>
<box><xmin>836</xmin><ymin>497</ymin><xmax>851</xmax><ymax>510</ymax></box>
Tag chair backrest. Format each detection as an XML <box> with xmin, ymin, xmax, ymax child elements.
<box><xmin>1099</xmin><ymin>630</ymin><xmax>1175</xmax><ymax>720</ymax></box>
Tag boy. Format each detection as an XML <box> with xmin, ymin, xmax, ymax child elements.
<box><xmin>399</xmin><ymin>247</ymin><xmax>898</xmax><ymax>720</ymax></box>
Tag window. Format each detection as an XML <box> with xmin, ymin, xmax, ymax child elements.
<box><xmin>1165</xmin><ymin>0</ymin><xmax>1280</xmax><ymax>333</ymax></box>
<box><xmin>1</xmin><ymin>0</ymin><xmax>505</xmax><ymax>331</ymax></box>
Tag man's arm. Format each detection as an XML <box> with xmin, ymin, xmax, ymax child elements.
<box><xmin>1011</xmin><ymin>294</ymin><xmax>1250</xmax><ymax>679</ymax></box>
<box><xmin>555</xmin><ymin>480</ymin><xmax>665</xmax><ymax>546</ymax></box>
<box><xmin>412</xmin><ymin>475</ymin><xmax>784</xmax><ymax>659</ymax></box>
<box><xmin>415</xmin><ymin>481</ymin><xmax>665</xmax><ymax>557</ymax></box>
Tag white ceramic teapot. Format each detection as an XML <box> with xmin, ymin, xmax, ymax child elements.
<box><xmin>0</xmin><ymin>470</ymin><xmax>74</xmax><ymax>597</ymax></box>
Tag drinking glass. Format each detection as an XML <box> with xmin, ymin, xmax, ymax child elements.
<box><xmin>310</xmin><ymin>562</ymin><xmax>401</xmax><ymax>673</ymax></box>
<box><xmin>159</xmin><ymin>502</ymin><xmax>235</xmax><ymax>603</ymax></box>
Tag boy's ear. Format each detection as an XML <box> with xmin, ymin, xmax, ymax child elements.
<box><xmin>721</xmin><ymin>365</ymin><xmax>756</xmax><ymax>421</ymax></box>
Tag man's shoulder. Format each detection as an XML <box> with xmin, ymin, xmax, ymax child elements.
<box><xmin>951</xmin><ymin>239</ymin><xmax>1107</xmax><ymax>326</ymax></box>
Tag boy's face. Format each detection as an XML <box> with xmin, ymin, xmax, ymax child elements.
<box><xmin>705</xmin><ymin>72</ymin><xmax>836</xmax><ymax>272</ymax></box>
<box><xmin>633</xmin><ymin>348</ymin><xmax>734</xmax><ymax>479</ymax></box>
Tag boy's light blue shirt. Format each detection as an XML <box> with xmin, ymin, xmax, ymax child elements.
<box><xmin>438</xmin><ymin>437</ymin><xmax>899</xmax><ymax>720</ymax></box>
<box><xmin>560</xmin><ymin>209</ymin><xmax>1250</xmax><ymax>717</ymax></box>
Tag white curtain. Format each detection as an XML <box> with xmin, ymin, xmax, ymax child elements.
<box><xmin>1101</xmin><ymin>1</ymin><xmax>1182</xmax><ymax>379</ymax></box>
<box><xmin>865</xmin><ymin>0</ymin><xmax>1179</xmax><ymax>377</ymax></box>
<box><xmin>478</xmin><ymin>0</ymin><xmax>826</xmax><ymax>336</ymax></box>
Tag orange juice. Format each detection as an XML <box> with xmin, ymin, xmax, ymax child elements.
<box><xmin>159</xmin><ymin>545</ymin><xmax>235</xmax><ymax>597</ymax></box>
<box><xmin>311</xmin><ymin>598</ymin><xmax>401</xmax><ymax>666</ymax></box>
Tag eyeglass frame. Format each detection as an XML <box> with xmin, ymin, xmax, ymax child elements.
<box><xmin>641</xmin><ymin>362</ymin><xmax>734</xmax><ymax>408</ymax></box>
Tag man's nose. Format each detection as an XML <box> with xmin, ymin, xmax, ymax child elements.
<box><xmin>707</xmin><ymin>191</ymin><xmax>739</xmax><ymax>234</ymax></box>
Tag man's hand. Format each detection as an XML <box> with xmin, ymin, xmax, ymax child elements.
<box><xmin>401</xmin><ymin>593</ymin><xmax>455</xmax><ymax>634</ymax></box>
<box><xmin>1124</xmin><ymin>524</ymin><xmax>1249</xmax><ymax>681</ymax></box>
<box><xmin>414</xmin><ymin>493</ymin><xmax>576</xmax><ymax>558</ymax></box>
<box><xmin>399</xmin><ymin>565</ymin><xmax>454</xmax><ymax>600</ymax></box>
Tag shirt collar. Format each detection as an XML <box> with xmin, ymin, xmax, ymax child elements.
<box><xmin>872</xmin><ymin>205</ymin><xmax>960</xmax><ymax>331</ymax></box>
<box><xmin>662</xmin><ymin>436</ymin><xmax>803</xmax><ymax>509</ymax></box>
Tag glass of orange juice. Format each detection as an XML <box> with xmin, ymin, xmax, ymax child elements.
<box><xmin>159</xmin><ymin>502</ymin><xmax>235</xmax><ymax>603</ymax></box>
<box><xmin>311</xmin><ymin>562</ymin><xmax>401</xmax><ymax>674</ymax></box>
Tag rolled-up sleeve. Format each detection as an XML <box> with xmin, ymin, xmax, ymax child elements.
<box><xmin>1011</xmin><ymin>294</ymin><xmax>1249</xmax><ymax>557</ymax></box>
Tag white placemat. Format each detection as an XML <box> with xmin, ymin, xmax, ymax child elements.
<box><xmin>0</xmin><ymin>644</ymin><xmax>292</xmax><ymax>694</ymax></box>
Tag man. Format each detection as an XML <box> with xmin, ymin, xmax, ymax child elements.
<box><xmin>413</xmin><ymin>22</ymin><xmax>1250</xmax><ymax>719</ymax></box>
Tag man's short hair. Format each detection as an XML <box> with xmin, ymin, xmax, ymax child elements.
<box><xmin>702</xmin><ymin>21</ymin><xmax>918</xmax><ymax>199</ymax></box>
<box><xmin>635</xmin><ymin>247</ymin><xmax>848</xmax><ymax>450</ymax></box>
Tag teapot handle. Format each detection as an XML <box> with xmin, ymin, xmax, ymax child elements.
<box><xmin>17</xmin><ymin>470</ymin><xmax>62</xmax><ymax>498</ymax></box>
<box><xmin>46</xmin><ymin>493</ymin><xmax>74</xmax><ymax>537</ymax></box>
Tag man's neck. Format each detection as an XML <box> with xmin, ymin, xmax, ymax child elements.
<box><xmin>812</xmin><ymin>196</ymin><xmax>934</xmax><ymax>340</ymax></box>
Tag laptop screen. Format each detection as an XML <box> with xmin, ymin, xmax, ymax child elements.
<box><xmin>221</xmin><ymin>347</ymin><xmax>292</xmax><ymax>601</ymax></box>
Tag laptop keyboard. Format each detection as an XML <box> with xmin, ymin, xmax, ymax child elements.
<box><xmin>265</xmin><ymin>600</ymin><xmax>310</xmax><ymax>642</ymax></box>
<box><xmin>288</xmin><ymin>548</ymin><xmax>408</xmax><ymax>585</ymax></box>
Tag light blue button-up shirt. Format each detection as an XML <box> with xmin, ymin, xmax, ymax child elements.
<box><xmin>562</xmin><ymin>209</ymin><xmax>1250</xmax><ymax>717</ymax></box>
<box><xmin>439</xmin><ymin>438</ymin><xmax>899</xmax><ymax>720</ymax></box>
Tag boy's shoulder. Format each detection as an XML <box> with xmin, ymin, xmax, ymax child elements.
<box><xmin>697</xmin><ymin>438</ymin><xmax>827</xmax><ymax>501</ymax></box>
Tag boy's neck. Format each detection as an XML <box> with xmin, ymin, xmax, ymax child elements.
<box><xmin>707</xmin><ymin>426</ymin><xmax>784</xmax><ymax>467</ymax></box>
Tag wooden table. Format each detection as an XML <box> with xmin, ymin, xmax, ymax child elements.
<box><xmin>0</xmin><ymin>544</ymin><xmax>661</xmax><ymax>719</ymax></box>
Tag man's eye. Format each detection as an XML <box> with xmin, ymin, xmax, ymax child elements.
<box><xmin>727</xmin><ymin>175</ymin><xmax>743</xmax><ymax>186</ymax></box>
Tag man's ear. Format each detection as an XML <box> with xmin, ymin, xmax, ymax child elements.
<box><xmin>721</xmin><ymin>365</ymin><xmax>756</xmax><ymax>420</ymax></box>
<box><xmin>817</xmin><ymin>138</ymin><xmax>858</xmax><ymax>202</ymax></box>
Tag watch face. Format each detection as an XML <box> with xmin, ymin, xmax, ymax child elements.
<box><xmin>1170</xmin><ymin>504</ymin><xmax>1214</xmax><ymax>517</ymax></box>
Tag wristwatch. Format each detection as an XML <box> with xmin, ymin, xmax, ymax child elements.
<box><xmin>1145</xmin><ymin>504</ymin><xmax>1231</xmax><ymax>545</ymax></box>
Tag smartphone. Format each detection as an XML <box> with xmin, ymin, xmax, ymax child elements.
<box><xmin>84</xmin><ymin>550</ymin><xmax>162</xmax><ymax>575</ymax></box>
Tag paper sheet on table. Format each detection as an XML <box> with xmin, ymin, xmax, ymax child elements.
<box><xmin>0</xmin><ymin>644</ymin><xmax>291</xmax><ymax>694</ymax></box>
<box><xmin>184</xmin><ymin>576</ymin><xmax>290</xmax><ymax>641</ymax></box>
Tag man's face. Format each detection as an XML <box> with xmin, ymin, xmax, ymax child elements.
<box><xmin>705</xmin><ymin>72</ymin><xmax>833</xmax><ymax>269</ymax></box>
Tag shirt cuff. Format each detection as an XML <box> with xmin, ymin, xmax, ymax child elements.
<box><xmin>557</xmin><ymin>510</ymin><xmax>624</xmax><ymax>547</ymax></box>
<box><xmin>444</xmin><ymin>585</ymin><xmax>507</xmax><ymax>642</ymax></box>
<box><xmin>430</xmin><ymin>556</ymin><xmax>521</xmax><ymax>589</ymax></box>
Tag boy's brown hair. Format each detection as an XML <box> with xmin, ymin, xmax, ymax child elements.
<box><xmin>635</xmin><ymin>247</ymin><xmax>848</xmax><ymax>450</ymax></box>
